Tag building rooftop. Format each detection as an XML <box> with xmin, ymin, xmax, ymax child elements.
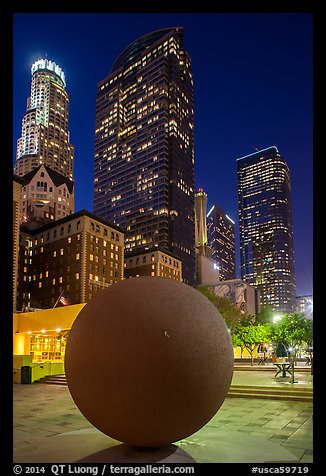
<box><xmin>237</xmin><ymin>146</ymin><xmax>279</xmax><ymax>162</ymax></box>
<box><xmin>109</xmin><ymin>27</ymin><xmax>182</xmax><ymax>76</ymax></box>
<box><xmin>20</xmin><ymin>209</ymin><xmax>126</xmax><ymax>235</ymax></box>
<box><xmin>124</xmin><ymin>246</ymin><xmax>182</xmax><ymax>261</ymax></box>
<box><xmin>20</xmin><ymin>164</ymin><xmax>74</xmax><ymax>194</ymax></box>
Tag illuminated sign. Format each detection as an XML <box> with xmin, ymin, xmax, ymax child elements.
<box><xmin>31</xmin><ymin>59</ymin><xmax>66</xmax><ymax>87</ymax></box>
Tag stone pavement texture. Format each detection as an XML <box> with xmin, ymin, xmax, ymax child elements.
<box><xmin>13</xmin><ymin>370</ymin><xmax>314</xmax><ymax>464</ymax></box>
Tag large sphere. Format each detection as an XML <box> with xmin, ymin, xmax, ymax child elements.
<box><xmin>65</xmin><ymin>277</ymin><xmax>234</xmax><ymax>446</ymax></box>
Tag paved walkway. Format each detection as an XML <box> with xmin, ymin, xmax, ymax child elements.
<box><xmin>13</xmin><ymin>369</ymin><xmax>313</xmax><ymax>464</ymax></box>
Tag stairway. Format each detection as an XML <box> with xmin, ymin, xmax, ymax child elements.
<box><xmin>37</xmin><ymin>374</ymin><xmax>67</xmax><ymax>386</ymax></box>
<box><xmin>227</xmin><ymin>384</ymin><xmax>313</xmax><ymax>402</ymax></box>
<box><xmin>36</xmin><ymin>375</ymin><xmax>313</xmax><ymax>402</ymax></box>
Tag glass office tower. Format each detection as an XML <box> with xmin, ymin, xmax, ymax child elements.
<box><xmin>93</xmin><ymin>28</ymin><xmax>195</xmax><ymax>284</ymax></box>
<box><xmin>237</xmin><ymin>146</ymin><xmax>296</xmax><ymax>312</ymax></box>
<box><xmin>207</xmin><ymin>203</ymin><xmax>236</xmax><ymax>281</ymax></box>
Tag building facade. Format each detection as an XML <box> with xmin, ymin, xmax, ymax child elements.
<box><xmin>17</xmin><ymin>210</ymin><xmax>124</xmax><ymax>310</ymax></box>
<box><xmin>237</xmin><ymin>146</ymin><xmax>296</xmax><ymax>312</ymax></box>
<box><xmin>296</xmin><ymin>295</ymin><xmax>313</xmax><ymax>319</ymax></box>
<box><xmin>124</xmin><ymin>247</ymin><xmax>182</xmax><ymax>281</ymax></box>
<box><xmin>13</xmin><ymin>176</ymin><xmax>25</xmax><ymax>311</ymax></box>
<box><xmin>19</xmin><ymin>164</ymin><xmax>74</xmax><ymax>226</ymax></box>
<box><xmin>93</xmin><ymin>28</ymin><xmax>195</xmax><ymax>284</ymax></box>
<box><xmin>207</xmin><ymin>203</ymin><xmax>236</xmax><ymax>281</ymax></box>
<box><xmin>208</xmin><ymin>279</ymin><xmax>260</xmax><ymax>316</ymax></box>
<box><xmin>14</xmin><ymin>59</ymin><xmax>74</xmax><ymax>180</ymax></box>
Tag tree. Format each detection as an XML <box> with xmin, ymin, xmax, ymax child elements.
<box><xmin>196</xmin><ymin>286</ymin><xmax>251</xmax><ymax>332</ymax></box>
<box><xmin>256</xmin><ymin>305</ymin><xmax>276</xmax><ymax>325</ymax></box>
<box><xmin>270</xmin><ymin>312</ymin><xmax>313</xmax><ymax>363</ymax></box>
<box><xmin>232</xmin><ymin>324</ymin><xmax>271</xmax><ymax>366</ymax></box>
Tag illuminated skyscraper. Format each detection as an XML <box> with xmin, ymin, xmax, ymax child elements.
<box><xmin>14</xmin><ymin>59</ymin><xmax>74</xmax><ymax>179</ymax></box>
<box><xmin>93</xmin><ymin>28</ymin><xmax>195</xmax><ymax>284</ymax></box>
<box><xmin>14</xmin><ymin>59</ymin><xmax>75</xmax><ymax>225</ymax></box>
<box><xmin>207</xmin><ymin>204</ymin><xmax>236</xmax><ymax>281</ymax></box>
<box><xmin>237</xmin><ymin>146</ymin><xmax>296</xmax><ymax>312</ymax></box>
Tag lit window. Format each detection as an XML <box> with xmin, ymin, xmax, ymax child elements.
<box><xmin>76</xmin><ymin>253</ymin><xmax>80</xmax><ymax>260</ymax></box>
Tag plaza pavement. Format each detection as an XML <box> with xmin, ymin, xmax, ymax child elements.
<box><xmin>12</xmin><ymin>366</ymin><xmax>314</xmax><ymax>465</ymax></box>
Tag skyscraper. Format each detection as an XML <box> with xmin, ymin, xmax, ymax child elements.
<box><xmin>14</xmin><ymin>59</ymin><xmax>75</xmax><ymax>225</ymax></box>
<box><xmin>14</xmin><ymin>59</ymin><xmax>74</xmax><ymax>180</ymax></box>
<box><xmin>93</xmin><ymin>28</ymin><xmax>195</xmax><ymax>284</ymax></box>
<box><xmin>237</xmin><ymin>146</ymin><xmax>296</xmax><ymax>312</ymax></box>
<box><xmin>207</xmin><ymin>203</ymin><xmax>236</xmax><ymax>281</ymax></box>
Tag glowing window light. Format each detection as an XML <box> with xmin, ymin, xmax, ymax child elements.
<box><xmin>207</xmin><ymin>205</ymin><xmax>215</xmax><ymax>218</ymax></box>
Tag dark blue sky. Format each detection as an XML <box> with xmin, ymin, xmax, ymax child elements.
<box><xmin>12</xmin><ymin>13</ymin><xmax>313</xmax><ymax>297</ymax></box>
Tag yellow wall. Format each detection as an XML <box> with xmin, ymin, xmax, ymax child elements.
<box><xmin>13</xmin><ymin>303</ymin><xmax>85</xmax><ymax>356</ymax></box>
<box><xmin>233</xmin><ymin>346</ymin><xmax>260</xmax><ymax>359</ymax></box>
<box><xmin>13</xmin><ymin>304</ymin><xmax>86</xmax><ymax>383</ymax></box>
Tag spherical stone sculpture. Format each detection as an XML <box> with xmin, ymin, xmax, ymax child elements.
<box><xmin>65</xmin><ymin>276</ymin><xmax>234</xmax><ymax>447</ymax></box>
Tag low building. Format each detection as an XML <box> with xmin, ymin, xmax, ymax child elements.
<box><xmin>13</xmin><ymin>304</ymin><xmax>85</xmax><ymax>371</ymax></box>
<box><xmin>124</xmin><ymin>247</ymin><xmax>182</xmax><ymax>281</ymax></box>
<box><xmin>17</xmin><ymin>209</ymin><xmax>125</xmax><ymax>310</ymax></box>
<box><xmin>205</xmin><ymin>278</ymin><xmax>260</xmax><ymax>316</ymax></box>
<box><xmin>195</xmin><ymin>251</ymin><xmax>220</xmax><ymax>286</ymax></box>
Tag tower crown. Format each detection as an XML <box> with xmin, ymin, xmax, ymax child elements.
<box><xmin>31</xmin><ymin>59</ymin><xmax>66</xmax><ymax>87</ymax></box>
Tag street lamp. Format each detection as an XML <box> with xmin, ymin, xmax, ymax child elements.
<box><xmin>273</xmin><ymin>314</ymin><xmax>281</xmax><ymax>323</ymax></box>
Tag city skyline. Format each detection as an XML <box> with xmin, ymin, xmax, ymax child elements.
<box><xmin>13</xmin><ymin>12</ymin><xmax>313</xmax><ymax>296</ymax></box>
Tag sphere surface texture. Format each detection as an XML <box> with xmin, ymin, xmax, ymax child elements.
<box><xmin>65</xmin><ymin>276</ymin><xmax>234</xmax><ymax>446</ymax></box>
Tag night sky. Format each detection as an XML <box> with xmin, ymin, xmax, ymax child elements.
<box><xmin>12</xmin><ymin>12</ymin><xmax>313</xmax><ymax>297</ymax></box>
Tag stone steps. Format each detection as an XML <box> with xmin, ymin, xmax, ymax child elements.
<box><xmin>37</xmin><ymin>374</ymin><xmax>67</xmax><ymax>386</ymax></box>
<box><xmin>228</xmin><ymin>384</ymin><xmax>313</xmax><ymax>402</ymax></box>
<box><xmin>37</xmin><ymin>375</ymin><xmax>313</xmax><ymax>402</ymax></box>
